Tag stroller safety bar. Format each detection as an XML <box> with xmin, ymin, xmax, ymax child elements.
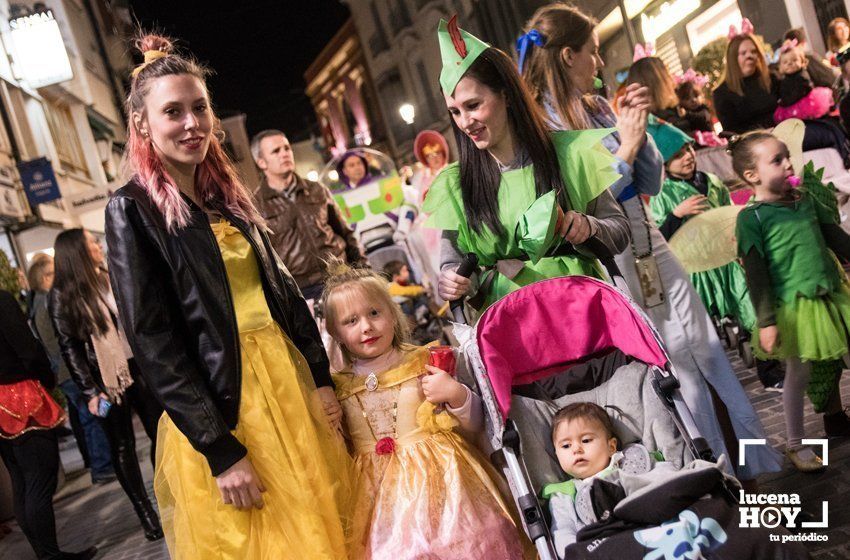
<box><xmin>651</xmin><ymin>366</ymin><xmax>716</xmax><ymax>463</ymax></box>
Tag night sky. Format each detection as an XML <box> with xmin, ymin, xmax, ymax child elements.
<box><xmin>129</xmin><ymin>0</ymin><xmax>350</xmax><ymax>140</ymax></box>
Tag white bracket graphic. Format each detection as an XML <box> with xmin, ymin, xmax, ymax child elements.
<box><xmin>802</xmin><ymin>439</ymin><xmax>829</xmax><ymax>466</ymax></box>
<box><xmin>738</xmin><ymin>439</ymin><xmax>766</xmax><ymax>467</ymax></box>
<box><xmin>802</xmin><ymin>500</ymin><xmax>829</xmax><ymax>529</ymax></box>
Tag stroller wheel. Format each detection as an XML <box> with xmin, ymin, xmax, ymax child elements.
<box><xmin>739</xmin><ymin>339</ymin><xmax>755</xmax><ymax>368</ymax></box>
<box><xmin>724</xmin><ymin>322</ymin><xmax>739</xmax><ymax>350</ymax></box>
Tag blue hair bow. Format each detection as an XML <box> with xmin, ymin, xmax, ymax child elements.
<box><xmin>516</xmin><ymin>29</ymin><xmax>546</xmax><ymax>74</ymax></box>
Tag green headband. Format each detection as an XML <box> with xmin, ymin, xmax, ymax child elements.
<box><xmin>438</xmin><ymin>16</ymin><xmax>490</xmax><ymax>95</ymax></box>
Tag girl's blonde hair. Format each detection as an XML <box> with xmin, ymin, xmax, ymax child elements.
<box><xmin>320</xmin><ymin>260</ymin><xmax>413</xmax><ymax>365</ymax></box>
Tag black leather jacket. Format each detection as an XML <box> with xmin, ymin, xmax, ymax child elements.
<box><xmin>104</xmin><ymin>180</ymin><xmax>331</xmax><ymax>476</ymax></box>
<box><xmin>48</xmin><ymin>288</ymin><xmax>117</xmax><ymax>400</ymax></box>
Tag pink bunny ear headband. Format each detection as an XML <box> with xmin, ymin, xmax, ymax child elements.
<box><xmin>728</xmin><ymin>18</ymin><xmax>754</xmax><ymax>40</ymax></box>
<box><xmin>779</xmin><ymin>38</ymin><xmax>799</xmax><ymax>53</ymax></box>
<box><xmin>633</xmin><ymin>42</ymin><xmax>655</xmax><ymax>62</ymax></box>
<box><xmin>674</xmin><ymin>68</ymin><xmax>709</xmax><ymax>89</ymax></box>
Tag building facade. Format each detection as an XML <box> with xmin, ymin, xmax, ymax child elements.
<box><xmin>305</xmin><ymin>17</ymin><xmax>392</xmax><ymax>162</ymax></box>
<box><xmin>340</xmin><ymin>0</ymin><xmax>476</xmax><ymax>162</ymax></box>
<box><xmin>0</xmin><ymin>0</ymin><xmax>133</xmax><ymax>269</ymax></box>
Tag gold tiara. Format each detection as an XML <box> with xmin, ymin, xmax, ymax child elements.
<box><xmin>131</xmin><ymin>50</ymin><xmax>168</xmax><ymax>78</ymax></box>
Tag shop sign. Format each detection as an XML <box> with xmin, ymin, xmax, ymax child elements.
<box><xmin>9</xmin><ymin>10</ymin><xmax>74</xmax><ymax>88</ymax></box>
<box><xmin>641</xmin><ymin>0</ymin><xmax>701</xmax><ymax>44</ymax></box>
<box><xmin>64</xmin><ymin>184</ymin><xmax>111</xmax><ymax>216</ymax></box>
<box><xmin>17</xmin><ymin>157</ymin><xmax>61</xmax><ymax>206</ymax></box>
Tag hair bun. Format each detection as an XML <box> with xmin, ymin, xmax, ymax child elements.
<box><xmin>324</xmin><ymin>257</ymin><xmax>353</xmax><ymax>280</ymax></box>
<box><xmin>134</xmin><ymin>33</ymin><xmax>174</xmax><ymax>57</ymax></box>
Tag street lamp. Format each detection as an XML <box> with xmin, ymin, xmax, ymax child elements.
<box><xmin>398</xmin><ymin>103</ymin><xmax>416</xmax><ymax>164</ymax></box>
<box><xmin>399</xmin><ymin>103</ymin><xmax>415</xmax><ymax>125</ymax></box>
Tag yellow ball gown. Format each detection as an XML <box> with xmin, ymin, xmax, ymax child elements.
<box><xmin>333</xmin><ymin>348</ymin><xmax>533</xmax><ymax>559</ymax></box>
<box><xmin>154</xmin><ymin>220</ymin><xmax>352</xmax><ymax>559</ymax></box>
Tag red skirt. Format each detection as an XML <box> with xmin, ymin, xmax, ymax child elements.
<box><xmin>0</xmin><ymin>380</ymin><xmax>64</xmax><ymax>439</ymax></box>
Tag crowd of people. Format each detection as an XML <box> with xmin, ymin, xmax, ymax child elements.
<box><xmin>3</xmin><ymin>2</ymin><xmax>850</xmax><ymax>559</ymax></box>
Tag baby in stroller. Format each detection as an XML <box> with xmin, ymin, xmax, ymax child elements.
<box><xmin>546</xmin><ymin>402</ymin><xmax>677</xmax><ymax>554</ymax></box>
<box><xmin>542</xmin><ymin>401</ymin><xmax>810</xmax><ymax>560</ymax></box>
<box><xmin>465</xmin><ymin>276</ymin><xmax>802</xmax><ymax>559</ymax></box>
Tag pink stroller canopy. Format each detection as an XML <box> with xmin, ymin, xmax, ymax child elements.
<box><xmin>475</xmin><ymin>277</ymin><xmax>668</xmax><ymax>418</ymax></box>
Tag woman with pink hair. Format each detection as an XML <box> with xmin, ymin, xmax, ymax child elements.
<box><xmin>104</xmin><ymin>33</ymin><xmax>351</xmax><ymax>559</ymax></box>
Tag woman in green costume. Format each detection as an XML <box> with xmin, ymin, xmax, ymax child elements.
<box><xmin>733</xmin><ymin>130</ymin><xmax>850</xmax><ymax>472</ymax></box>
<box><xmin>424</xmin><ymin>17</ymin><xmax>629</xmax><ymax>309</ymax></box>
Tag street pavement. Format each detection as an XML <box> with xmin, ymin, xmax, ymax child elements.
<box><xmin>1</xmin><ymin>349</ymin><xmax>849</xmax><ymax>559</ymax></box>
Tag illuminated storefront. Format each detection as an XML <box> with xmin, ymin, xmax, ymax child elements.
<box><xmin>596</xmin><ymin>0</ymin><xmax>849</xmax><ymax>88</ymax></box>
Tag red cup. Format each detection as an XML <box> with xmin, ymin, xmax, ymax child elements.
<box><xmin>428</xmin><ymin>346</ymin><xmax>456</xmax><ymax>376</ymax></box>
<box><xmin>427</xmin><ymin>346</ymin><xmax>457</xmax><ymax>414</ymax></box>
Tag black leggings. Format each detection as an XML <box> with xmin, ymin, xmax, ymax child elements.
<box><xmin>97</xmin><ymin>359</ymin><xmax>163</xmax><ymax>518</ymax></box>
<box><xmin>0</xmin><ymin>430</ymin><xmax>61</xmax><ymax>559</ymax></box>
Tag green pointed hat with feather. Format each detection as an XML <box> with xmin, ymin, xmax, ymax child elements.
<box><xmin>438</xmin><ymin>15</ymin><xmax>490</xmax><ymax>95</ymax></box>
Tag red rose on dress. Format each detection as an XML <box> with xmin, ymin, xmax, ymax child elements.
<box><xmin>375</xmin><ymin>437</ymin><xmax>396</xmax><ymax>455</ymax></box>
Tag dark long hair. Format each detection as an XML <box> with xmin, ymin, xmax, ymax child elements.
<box><xmin>52</xmin><ymin>229</ymin><xmax>110</xmax><ymax>339</ymax></box>
<box><xmin>449</xmin><ymin>47</ymin><xmax>566</xmax><ymax>236</ymax></box>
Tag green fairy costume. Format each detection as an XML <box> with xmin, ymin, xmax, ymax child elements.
<box><xmin>423</xmin><ymin>17</ymin><xmax>623</xmax><ymax>309</ymax></box>
<box><xmin>736</xmin><ymin>163</ymin><xmax>850</xmax><ymax>363</ymax></box>
<box><xmin>647</xmin><ymin>121</ymin><xmax>756</xmax><ymax>331</ymax></box>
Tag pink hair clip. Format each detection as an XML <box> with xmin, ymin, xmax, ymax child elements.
<box><xmin>633</xmin><ymin>42</ymin><xmax>655</xmax><ymax>62</ymax></box>
<box><xmin>674</xmin><ymin>68</ymin><xmax>709</xmax><ymax>89</ymax></box>
<box><xmin>727</xmin><ymin>18</ymin><xmax>755</xmax><ymax>40</ymax></box>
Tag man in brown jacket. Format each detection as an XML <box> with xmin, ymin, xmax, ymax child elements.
<box><xmin>250</xmin><ymin>130</ymin><xmax>367</xmax><ymax>302</ymax></box>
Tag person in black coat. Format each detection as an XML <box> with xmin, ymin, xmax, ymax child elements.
<box><xmin>715</xmin><ymin>32</ymin><xmax>850</xmax><ymax>164</ymax></box>
<box><xmin>0</xmin><ymin>289</ymin><xmax>97</xmax><ymax>560</ymax></box>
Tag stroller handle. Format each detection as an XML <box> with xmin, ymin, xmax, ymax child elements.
<box><xmin>451</xmin><ymin>253</ymin><xmax>479</xmax><ymax>324</ymax></box>
<box><xmin>581</xmin><ymin>237</ymin><xmax>624</xmax><ymax>284</ymax></box>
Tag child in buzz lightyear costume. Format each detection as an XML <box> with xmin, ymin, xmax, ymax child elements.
<box><xmin>331</xmin><ymin>149</ymin><xmax>420</xmax><ymax>252</ymax></box>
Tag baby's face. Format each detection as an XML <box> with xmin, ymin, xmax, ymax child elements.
<box><xmin>779</xmin><ymin>50</ymin><xmax>804</xmax><ymax>75</ymax></box>
<box><xmin>679</xmin><ymin>88</ymin><xmax>703</xmax><ymax>111</ymax></box>
<box><xmin>553</xmin><ymin>418</ymin><xmax>617</xmax><ymax>480</ymax></box>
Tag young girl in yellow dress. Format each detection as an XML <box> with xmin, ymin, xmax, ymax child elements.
<box><xmin>321</xmin><ymin>263</ymin><xmax>532</xmax><ymax>559</ymax></box>
<box><xmin>105</xmin><ymin>34</ymin><xmax>351</xmax><ymax>559</ymax></box>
